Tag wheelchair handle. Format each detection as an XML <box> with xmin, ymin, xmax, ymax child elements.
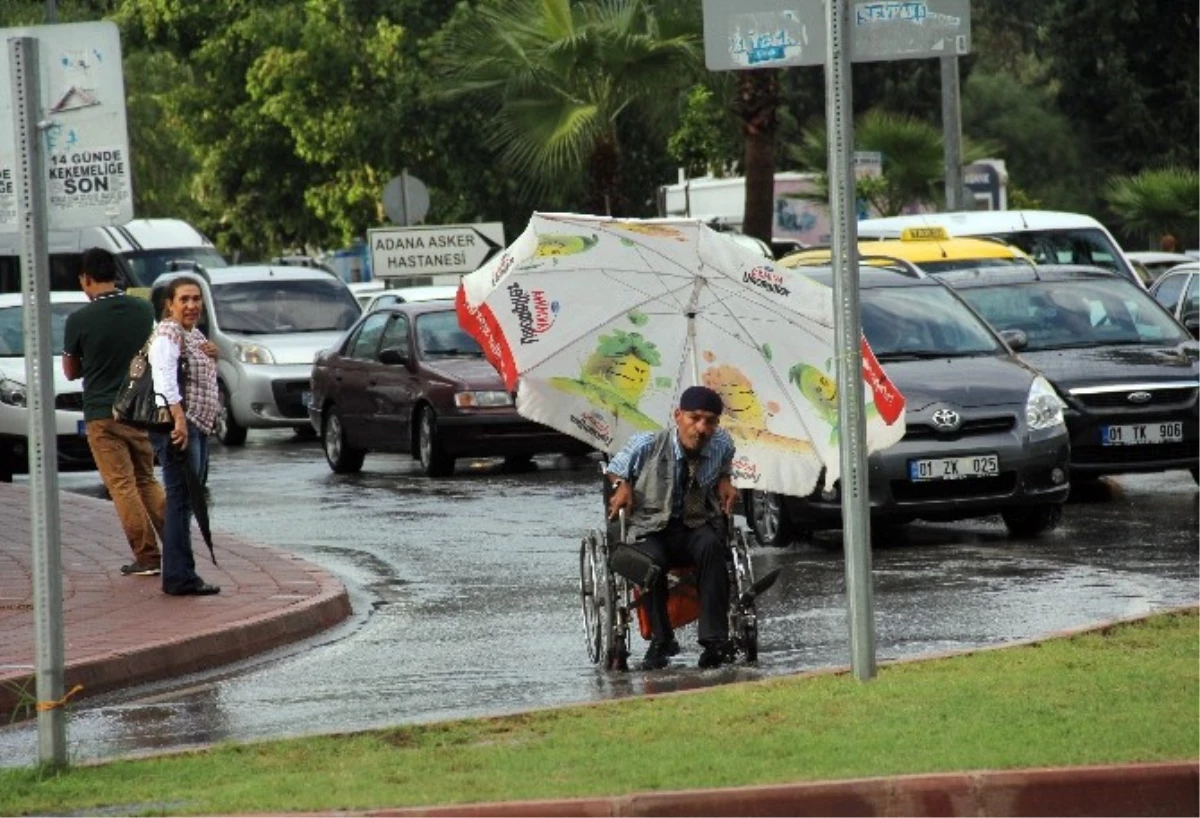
<box><xmin>618</xmin><ymin>508</ymin><xmax>628</xmax><ymax>544</ymax></box>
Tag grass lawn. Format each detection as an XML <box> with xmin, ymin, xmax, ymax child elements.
<box><xmin>0</xmin><ymin>608</ymin><xmax>1196</xmax><ymax>816</ymax></box>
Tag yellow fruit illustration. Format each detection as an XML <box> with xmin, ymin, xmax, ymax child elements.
<box><xmin>613</xmin><ymin>222</ymin><xmax>687</xmax><ymax>241</ymax></box>
<box><xmin>790</xmin><ymin>363</ymin><xmax>838</xmax><ymax>425</ymax></box>
<box><xmin>535</xmin><ymin>233</ymin><xmax>598</xmax><ymax>257</ymax></box>
<box><xmin>703</xmin><ymin>364</ymin><xmax>766</xmax><ymax>428</ymax></box>
<box><xmin>585</xmin><ymin>352</ymin><xmax>653</xmax><ymax>404</ymax></box>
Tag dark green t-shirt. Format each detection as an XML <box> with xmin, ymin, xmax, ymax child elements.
<box><xmin>63</xmin><ymin>292</ymin><xmax>155</xmax><ymax>422</ymax></box>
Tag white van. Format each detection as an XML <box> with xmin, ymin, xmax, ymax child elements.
<box><xmin>0</xmin><ymin>218</ymin><xmax>227</xmax><ymax>294</ymax></box>
<box><xmin>855</xmin><ymin>210</ymin><xmax>1144</xmax><ymax>287</ymax></box>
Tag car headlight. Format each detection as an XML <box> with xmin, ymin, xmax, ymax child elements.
<box><xmin>233</xmin><ymin>342</ymin><xmax>275</xmax><ymax>365</ymax></box>
<box><xmin>0</xmin><ymin>375</ymin><xmax>27</xmax><ymax>407</ymax></box>
<box><xmin>1026</xmin><ymin>375</ymin><xmax>1065</xmax><ymax>431</ymax></box>
<box><xmin>454</xmin><ymin>390</ymin><xmax>513</xmax><ymax>408</ymax></box>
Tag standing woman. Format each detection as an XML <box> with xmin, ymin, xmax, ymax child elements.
<box><xmin>149</xmin><ymin>276</ymin><xmax>222</xmax><ymax>596</ymax></box>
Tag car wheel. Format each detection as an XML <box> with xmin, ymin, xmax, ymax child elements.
<box><xmin>0</xmin><ymin>443</ymin><xmax>13</xmax><ymax>483</ymax></box>
<box><xmin>1190</xmin><ymin>467</ymin><xmax>1198</xmax><ymax>484</ymax></box>
<box><xmin>213</xmin><ymin>384</ymin><xmax>247</xmax><ymax>447</ymax></box>
<box><xmin>1001</xmin><ymin>503</ymin><xmax>1063</xmax><ymax>538</ymax></box>
<box><xmin>746</xmin><ymin>490</ymin><xmax>801</xmax><ymax>548</ymax></box>
<box><xmin>417</xmin><ymin>406</ymin><xmax>455</xmax><ymax>477</ymax></box>
<box><xmin>322</xmin><ymin>406</ymin><xmax>365</xmax><ymax>474</ymax></box>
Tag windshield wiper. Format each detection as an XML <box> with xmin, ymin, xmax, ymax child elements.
<box><xmin>874</xmin><ymin>350</ymin><xmax>956</xmax><ymax>361</ymax></box>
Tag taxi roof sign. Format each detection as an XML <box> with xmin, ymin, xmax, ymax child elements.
<box><xmin>901</xmin><ymin>226</ymin><xmax>951</xmax><ymax>242</ymax></box>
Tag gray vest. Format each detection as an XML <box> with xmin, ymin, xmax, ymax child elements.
<box><xmin>627</xmin><ymin>430</ymin><xmax>723</xmax><ymax>540</ymax></box>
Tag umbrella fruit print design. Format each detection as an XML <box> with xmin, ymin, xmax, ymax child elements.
<box><xmin>550</xmin><ymin>324</ymin><xmax>664</xmax><ymax>431</ymax></box>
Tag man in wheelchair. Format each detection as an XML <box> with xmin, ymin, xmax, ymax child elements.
<box><xmin>605</xmin><ymin>385</ymin><xmax>739</xmax><ymax>670</ymax></box>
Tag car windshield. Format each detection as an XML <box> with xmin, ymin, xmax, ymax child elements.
<box><xmin>0</xmin><ymin>303</ymin><xmax>84</xmax><ymax>356</ymax></box>
<box><xmin>211</xmin><ymin>279</ymin><xmax>361</xmax><ymax>334</ymax></box>
<box><xmin>955</xmin><ymin>278</ymin><xmax>1191</xmax><ymax>350</ymax></box>
<box><xmin>416</xmin><ymin>310</ymin><xmax>484</xmax><ymax>358</ymax></box>
<box><xmin>861</xmin><ymin>286</ymin><xmax>1002</xmax><ymax>359</ymax></box>
<box><xmin>994</xmin><ymin>228</ymin><xmax>1137</xmax><ymax>282</ymax></box>
<box><xmin>124</xmin><ymin>248</ymin><xmax>228</xmax><ymax>288</ymax></box>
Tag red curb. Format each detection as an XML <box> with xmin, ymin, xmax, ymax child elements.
<box><xmin>0</xmin><ymin>483</ymin><xmax>352</xmax><ymax>721</ymax></box>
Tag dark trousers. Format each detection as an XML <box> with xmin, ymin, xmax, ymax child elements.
<box><xmin>151</xmin><ymin>421</ymin><xmax>208</xmax><ymax>593</ymax></box>
<box><xmin>636</xmin><ymin>519</ymin><xmax>729</xmax><ymax>646</ymax></box>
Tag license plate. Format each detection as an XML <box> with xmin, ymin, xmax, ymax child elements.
<box><xmin>77</xmin><ymin>419</ymin><xmax>87</xmax><ymax>437</ymax></box>
<box><xmin>909</xmin><ymin>454</ymin><xmax>999</xmax><ymax>481</ymax></box>
<box><xmin>1101</xmin><ymin>421</ymin><xmax>1184</xmax><ymax>446</ymax></box>
<box><xmin>301</xmin><ymin>390</ymin><xmax>312</xmax><ymax>408</ymax></box>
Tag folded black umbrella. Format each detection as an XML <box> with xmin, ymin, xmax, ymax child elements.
<box><xmin>173</xmin><ymin>445</ymin><xmax>217</xmax><ymax>566</ymax></box>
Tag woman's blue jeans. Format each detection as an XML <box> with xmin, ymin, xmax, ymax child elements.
<box><xmin>151</xmin><ymin>421</ymin><xmax>209</xmax><ymax>593</ymax></box>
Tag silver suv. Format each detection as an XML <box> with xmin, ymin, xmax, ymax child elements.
<box><xmin>150</xmin><ymin>264</ymin><xmax>361</xmax><ymax>445</ymax></box>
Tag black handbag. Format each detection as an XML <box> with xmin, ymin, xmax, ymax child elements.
<box><xmin>608</xmin><ymin>543</ymin><xmax>661</xmax><ymax>588</ymax></box>
<box><xmin>113</xmin><ymin>335</ymin><xmax>183</xmax><ymax>433</ymax></box>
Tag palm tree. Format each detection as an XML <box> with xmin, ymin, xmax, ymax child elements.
<box><xmin>436</xmin><ymin>0</ymin><xmax>701</xmax><ymax>216</ymax></box>
<box><xmin>732</xmin><ymin>69</ymin><xmax>781</xmax><ymax>244</ymax></box>
<box><xmin>788</xmin><ymin>109</ymin><xmax>997</xmax><ymax>216</ymax></box>
<box><xmin>1105</xmin><ymin>168</ymin><xmax>1200</xmax><ymax>249</ymax></box>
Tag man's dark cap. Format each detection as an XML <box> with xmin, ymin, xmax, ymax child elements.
<box><xmin>679</xmin><ymin>385</ymin><xmax>723</xmax><ymax>415</ymax></box>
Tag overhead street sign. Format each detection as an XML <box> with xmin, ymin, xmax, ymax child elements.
<box><xmin>701</xmin><ymin>0</ymin><xmax>970</xmax><ymax>70</ymax></box>
<box><xmin>369</xmin><ymin>222</ymin><xmax>505</xmax><ymax>280</ymax></box>
<box><xmin>0</xmin><ymin>21</ymin><xmax>132</xmax><ymax>230</ymax></box>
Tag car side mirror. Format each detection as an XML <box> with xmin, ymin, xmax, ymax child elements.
<box><xmin>999</xmin><ymin>328</ymin><xmax>1029</xmax><ymax>351</ymax></box>
<box><xmin>379</xmin><ymin>346</ymin><xmax>411</xmax><ymax>366</ymax></box>
<box><xmin>1182</xmin><ymin>310</ymin><xmax>1199</xmax><ymax>339</ymax></box>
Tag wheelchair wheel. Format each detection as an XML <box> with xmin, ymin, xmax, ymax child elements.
<box><xmin>603</xmin><ymin>566</ymin><xmax>631</xmax><ymax>672</ymax></box>
<box><xmin>728</xmin><ymin>527</ymin><xmax>761</xmax><ymax>664</ymax></box>
<box><xmin>579</xmin><ymin>532</ymin><xmax>604</xmax><ymax>664</ymax></box>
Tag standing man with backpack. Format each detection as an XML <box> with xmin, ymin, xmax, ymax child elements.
<box><xmin>63</xmin><ymin>247</ymin><xmax>166</xmax><ymax>576</ymax></box>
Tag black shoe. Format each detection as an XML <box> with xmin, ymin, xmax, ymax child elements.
<box><xmin>664</xmin><ymin>636</ymin><xmax>681</xmax><ymax>657</ymax></box>
<box><xmin>640</xmin><ymin>641</ymin><xmax>672</xmax><ymax>671</ymax></box>
<box><xmin>166</xmin><ymin>580</ymin><xmax>220</xmax><ymax>596</ymax></box>
<box><xmin>120</xmin><ymin>561</ymin><xmax>161</xmax><ymax>576</ymax></box>
<box><xmin>698</xmin><ymin>639</ymin><xmax>736</xmax><ymax>669</ymax></box>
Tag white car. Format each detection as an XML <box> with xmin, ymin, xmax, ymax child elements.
<box><xmin>360</xmin><ymin>284</ymin><xmax>458</xmax><ymax>313</ymax></box>
<box><xmin>0</xmin><ymin>291</ymin><xmax>94</xmax><ymax>480</ymax></box>
<box><xmin>149</xmin><ymin>265</ymin><xmax>363</xmax><ymax>445</ymax></box>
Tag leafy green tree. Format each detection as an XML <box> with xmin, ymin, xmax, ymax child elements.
<box><xmin>667</xmin><ymin>85</ymin><xmax>734</xmax><ymax>180</ymax></box>
<box><xmin>435</xmin><ymin>0</ymin><xmax>701</xmax><ymax>216</ymax></box>
<box><xmin>1105</xmin><ymin>168</ymin><xmax>1200</xmax><ymax>250</ymax></box>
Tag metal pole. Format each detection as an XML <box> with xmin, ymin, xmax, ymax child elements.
<box><xmin>400</xmin><ymin>168</ymin><xmax>410</xmax><ymax>227</ymax></box>
<box><xmin>10</xmin><ymin>35</ymin><xmax>68</xmax><ymax>765</ymax></box>
<box><xmin>45</xmin><ymin>1</ymin><xmax>56</xmax><ymax>23</ymax></box>
<box><xmin>825</xmin><ymin>0</ymin><xmax>876</xmax><ymax>681</ymax></box>
<box><xmin>941</xmin><ymin>55</ymin><xmax>964</xmax><ymax>211</ymax></box>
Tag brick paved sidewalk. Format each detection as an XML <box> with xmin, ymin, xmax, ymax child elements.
<box><xmin>0</xmin><ymin>483</ymin><xmax>351</xmax><ymax>720</ymax></box>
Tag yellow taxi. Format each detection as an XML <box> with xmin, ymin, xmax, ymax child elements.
<box><xmin>780</xmin><ymin>226</ymin><xmax>1032</xmax><ymax>273</ymax></box>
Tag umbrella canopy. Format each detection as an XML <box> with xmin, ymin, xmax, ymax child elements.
<box><xmin>457</xmin><ymin>213</ymin><xmax>905</xmax><ymax>497</ymax></box>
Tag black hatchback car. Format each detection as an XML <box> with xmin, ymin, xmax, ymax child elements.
<box><xmin>744</xmin><ymin>265</ymin><xmax>1071</xmax><ymax>547</ymax></box>
<box><xmin>938</xmin><ymin>265</ymin><xmax>1199</xmax><ymax>483</ymax></box>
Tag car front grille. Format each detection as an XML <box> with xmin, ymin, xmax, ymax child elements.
<box><xmin>902</xmin><ymin>415</ymin><xmax>1016</xmax><ymax>441</ymax></box>
<box><xmin>55</xmin><ymin>393</ymin><xmax>83</xmax><ymax>412</ymax></box>
<box><xmin>270</xmin><ymin>380</ymin><xmax>311</xmax><ymax>419</ymax></box>
<box><xmin>891</xmin><ymin>473</ymin><xmax>1017</xmax><ymax>502</ymax></box>
<box><xmin>1073</xmin><ymin>387</ymin><xmax>1197</xmax><ymax>410</ymax></box>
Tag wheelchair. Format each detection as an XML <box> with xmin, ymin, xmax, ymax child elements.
<box><xmin>578</xmin><ymin>477</ymin><xmax>779</xmax><ymax>672</ymax></box>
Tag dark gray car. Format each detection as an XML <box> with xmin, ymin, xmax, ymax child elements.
<box><xmin>745</xmin><ymin>266</ymin><xmax>1071</xmax><ymax>548</ymax></box>
<box><xmin>937</xmin><ymin>265</ymin><xmax>1199</xmax><ymax>483</ymax></box>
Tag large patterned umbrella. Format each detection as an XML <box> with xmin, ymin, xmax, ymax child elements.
<box><xmin>457</xmin><ymin>213</ymin><xmax>905</xmax><ymax>496</ymax></box>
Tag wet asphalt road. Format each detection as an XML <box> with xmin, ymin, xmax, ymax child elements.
<box><xmin>0</xmin><ymin>432</ymin><xmax>1196</xmax><ymax>766</ymax></box>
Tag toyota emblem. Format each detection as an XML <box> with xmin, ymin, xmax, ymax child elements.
<box><xmin>931</xmin><ymin>408</ymin><xmax>962</xmax><ymax>431</ymax></box>
<box><xmin>1127</xmin><ymin>391</ymin><xmax>1152</xmax><ymax>404</ymax></box>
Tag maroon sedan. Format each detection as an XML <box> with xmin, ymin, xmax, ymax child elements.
<box><xmin>309</xmin><ymin>301</ymin><xmax>591</xmax><ymax>476</ymax></box>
